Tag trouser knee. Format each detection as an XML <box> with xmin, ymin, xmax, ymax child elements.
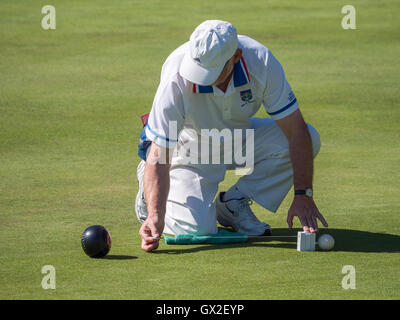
<box><xmin>307</xmin><ymin>124</ymin><xmax>321</xmax><ymax>157</ymax></box>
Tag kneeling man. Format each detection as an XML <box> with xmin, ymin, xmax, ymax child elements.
<box><xmin>135</xmin><ymin>20</ymin><xmax>328</xmax><ymax>251</ymax></box>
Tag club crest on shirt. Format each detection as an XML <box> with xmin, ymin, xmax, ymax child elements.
<box><xmin>240</xmin><ymin>89</ymin><xmax>252</xmax><ymax>101</ymax></box>
<box><xmin>240</xmin><ymin>89</ymin><xmax>255</xmax><ymax>107</ymax></box>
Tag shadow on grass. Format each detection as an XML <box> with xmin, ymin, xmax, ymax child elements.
<box><xmin>153</xmin><ymin>228</ymin><xmax>400</xmax><ymax>254</ymax></box>
<box><xmin>103</xmin><ymin>255</ymin><xmax>138</xmax><ymax>260</ymax></box>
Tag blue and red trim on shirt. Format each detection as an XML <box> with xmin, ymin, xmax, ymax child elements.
<box><xmin>192</xmin><ymin>56</ymin><xmax>250</xmax><ymax>93</ymax></box>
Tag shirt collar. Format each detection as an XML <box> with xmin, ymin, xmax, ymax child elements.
<box><xmin>192</xmin><ymin>56</ymin><xmax>250</xmax><ymax>94</ymax></box>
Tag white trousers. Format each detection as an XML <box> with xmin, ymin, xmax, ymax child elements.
<box><xmin>161</xmin><ymin>117</ymin><xmax>321</xmax><ymax>236</ymax></box>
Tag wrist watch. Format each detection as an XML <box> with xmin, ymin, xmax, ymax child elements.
<box><xmin>295</xmin><ymin>188</ymin><xmax>313</xmax><ymax>198</ymax></box>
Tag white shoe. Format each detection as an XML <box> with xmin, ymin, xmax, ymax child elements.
<box><xmin>216</xmin><ymin>192</ymin><xmax>271</xmax><ymax>236</ymax></box>
<box><xmin>135</xmin><ymin>160</ymin><xmax>147</xmax><ymax>223</ymax></box>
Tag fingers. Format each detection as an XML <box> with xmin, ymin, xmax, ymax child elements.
<box><xmin>308</xmin><ymin>216</ymin><xmax>318</xmax><ymax>233</ymax></box>
<box><xmin>316</xmin><ymin>210</ymin><xmax>329</xmax><ymax>228</ymax></box>
<box><xmin>139</xmin><ymin>221</ymin><xmax>161</xmax><ymax>252</ymax></box>
<box><xmin>301</xmin><ymin>213</ymin><xmax>322</xmax><ymax>233</ymax></box>
<box><xmin>292</xmin><ymin>211</ymin><xmax>320</xmax><ymax>233</ymax></box>
<box><xmin>141</xmin><ymin>232</ymin><xmax>160</xmax><ymax>252</ymax></box>
<box><xmin>297</xmin><ymin>214</ymin><xmax>309</xmax><ymax>232</ymax></box>
<box><xmin>289</xmin><ymin>207</ymin><xmax>313</xmax><ymax>232</ymax></box>
<box><xmin>139</xmin><ymin>224</ymin><xmax>154</xmax><ymax>242</ymax></box>
<box><xmin>141</xmin><ymin>238</ymin><xmax>159</xmax><ymax>252</ymax></box>
<box><xmin>289</xmin><ymin>198</ymin><xmax>328</xmax><ymax>233</ymax></box>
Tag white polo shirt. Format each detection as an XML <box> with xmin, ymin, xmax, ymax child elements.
<box><xmin>143</xmin><ymin>35</ymin><xmax>298</xmax><ymax>151</ymax></box>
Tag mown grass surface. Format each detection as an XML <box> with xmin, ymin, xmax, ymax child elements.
<box><xmin>1</xmin><ymin>0</ymin><xmax>399</xmax><ymax>299</ymax></box>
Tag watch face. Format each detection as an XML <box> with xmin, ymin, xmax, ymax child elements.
<box><xmin>306</xmin><ymin>189</ymin><xmax>313</xmax><ymax>197</ymax></box>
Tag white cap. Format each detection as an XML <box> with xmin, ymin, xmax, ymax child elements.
<box><xmin>179</xmin><ymin>20</ymin><xmax>238</xmax><ymax>86</ymax></box>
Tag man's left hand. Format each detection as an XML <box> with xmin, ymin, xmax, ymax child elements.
<box><xmin>287</xmin><ymin>196</ymin><xmax>328</xmax><ymax>233</ymax></box>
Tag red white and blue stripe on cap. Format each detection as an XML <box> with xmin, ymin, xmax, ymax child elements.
<box><xmin>193</xmin><ymin>57</ymin><xmax>250</xmax><ymax>93</ymax></box>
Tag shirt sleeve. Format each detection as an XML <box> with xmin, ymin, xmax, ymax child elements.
<box><xmin>145</xmin><ymin>77</ymin><xmax>184</xmax><ymax>149</ymax></box>
<box><xmin>263</xmin><ymin>52</ymin><xmax>299</xmax><ymax>120</ymax></box>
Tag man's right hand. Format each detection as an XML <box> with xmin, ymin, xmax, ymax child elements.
<box><xmin>139</xmin><ymin>215</ymin><xmax>164</xmax><ymax>252</ymax></box>
<box><xmin>140</xmin><ymin>142</ymin><xmax>171</xmax><ymax>252</ymax></box>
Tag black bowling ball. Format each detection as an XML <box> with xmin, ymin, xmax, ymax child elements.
<box><xmin>81</xmin><ymin>225</ymin><xmax>112</xmax><ymax>258</ymax></box>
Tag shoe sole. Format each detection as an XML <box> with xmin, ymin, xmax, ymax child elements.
<box><xmin>216</xmin><ymin>207</ymin><xmax>234</xmax><ymax>228</ymax></box>
<box><xmin>135</xmin><ymin>160</ymin><xmax>147</xmax><ymax>223</ymax></box>
<box><xmin>135</xmin><ymin>190</ymin><xmax>146</xmax><ymax>223</ymax></box>
<box><xmin>216</xmin><ymin>193</ymin><xmax>237</xmax><ymax>227</ymax></box>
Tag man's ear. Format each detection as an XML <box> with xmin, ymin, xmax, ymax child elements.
<box><xmin>233</xmin><ymin>48</ymin><xmax>242</xmax><ymax>63</ymax></box>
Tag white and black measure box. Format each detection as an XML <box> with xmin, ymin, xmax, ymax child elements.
<box><xmin>297</xmin><ymin>231</ymin><xmax>316</xmax><ymax>251</ymax></box>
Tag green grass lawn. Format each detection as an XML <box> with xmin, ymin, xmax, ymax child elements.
<box><xmin>1</xmin><ymin>0</ymin><xmax>399</xmax><ymax>299</ymax></box>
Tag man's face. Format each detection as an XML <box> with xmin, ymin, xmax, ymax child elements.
<box><xmin>211</xmin><ymin>48</ymin><xmax>242</xmax><ymax>86</ymax></box>
<box><xmin>212</xmin><ymin>57</ymin><xmax>235</xmax><ymax>86</ymax></box>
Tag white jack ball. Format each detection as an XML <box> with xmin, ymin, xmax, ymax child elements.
<box><xmin>317</xmin><ymin>234</ymin><xmax>335</xmax><ymax>251</ymax></box>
